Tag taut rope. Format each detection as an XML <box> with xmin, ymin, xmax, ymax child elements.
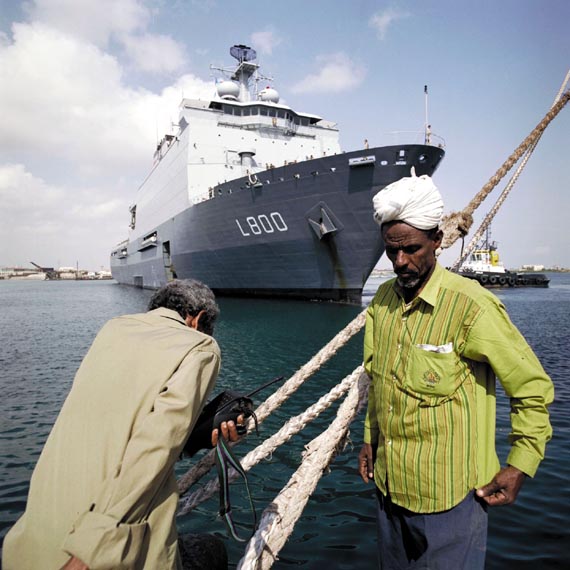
<box><xmin>177</xmin><ymin>309</ymin><xmax>366</xmax><ymax>495</ymax></box>
<box><xmin>440</xmin><ymin>91</ymin><xmax>570</xmax><ymax>250</ymax></box>
<box><xmin>237</xmin><ymin>368</ymin><xmax>370</xmax><ymax>569</ymax></box>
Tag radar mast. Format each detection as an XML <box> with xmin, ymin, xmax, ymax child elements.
<box><xmin>211</xmin><ymin>44</ymin><xmax>272</xmax><ymax>102</ymax></box>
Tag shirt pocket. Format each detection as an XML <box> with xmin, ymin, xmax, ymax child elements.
<box><xmin>404</xmin><ymin>345</ymin><xmax>462</xmax><ymax>406</ymax></box>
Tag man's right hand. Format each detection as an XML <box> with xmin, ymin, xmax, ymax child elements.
<box><xmin>211</xmin><ymin>414</ymin><xmax>244</xmax><ymax>447</ymax></box>
<box><xmin>358</xmin><ymin>443</ymin><xmax>375</xmax><ymax>483</ymax></box>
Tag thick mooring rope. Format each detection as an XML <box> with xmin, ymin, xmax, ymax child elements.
<box><xmin>440</xmin><ymin>91</ymin><xmax>570</xmax><ymax>250</ymax></box>
<box><xmin>237</xmin><ymin>368</ymin><xmax>370</xmax><ymax>570</ymax></box>
<box><xmin>177</xmin><ymin>309</ymin><xmax>367</xmax><ymax>495</ymax></box>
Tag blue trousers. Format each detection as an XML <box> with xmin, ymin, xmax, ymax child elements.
<box><xmin>375</xmin><ymin>490</ymin><xmax>488</xmax><ymax>569</ymax></box>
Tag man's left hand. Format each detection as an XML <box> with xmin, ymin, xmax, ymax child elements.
<box><xmin>476</xmin><ymin>465</ymin><xmax>526</xmax><ymax>506</ymax></box>
<box><xmin>211</xmin><ymin>415</ymin><xmax>244</xmax><ymax>447</ymax></box>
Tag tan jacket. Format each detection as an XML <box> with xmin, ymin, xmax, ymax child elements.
<box><xmin>2</xmin><ymin>308</ymin><xmax>220</xmax><ymax>570</ymax></box>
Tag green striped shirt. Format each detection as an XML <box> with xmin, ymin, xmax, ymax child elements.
<box><xmin>363</xmin><ymin>263</ymin><xmax>554</xmax><ymax>513</ymax></box>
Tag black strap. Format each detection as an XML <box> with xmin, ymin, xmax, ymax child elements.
<box><xmin>214</xmin><ymin>438</ymin><xmax>257</xmax><ymax>542</ymax></box>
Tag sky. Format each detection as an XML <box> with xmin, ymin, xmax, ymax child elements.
<box><xmin>0</xmin><ymin>0</ymin><xmax>569</xmax><ymax>272</ymax></box>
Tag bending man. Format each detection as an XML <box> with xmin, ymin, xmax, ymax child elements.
<box><xmin>3</xmin><ymin>280</ymin><xmax>238</xmax><ymax>569</ymax></box>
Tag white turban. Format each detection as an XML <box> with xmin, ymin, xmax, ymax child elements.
<box><xmin>372</xmin><ymin>167</ymin><xmax>444</xmax><ymax>230</ymax></box>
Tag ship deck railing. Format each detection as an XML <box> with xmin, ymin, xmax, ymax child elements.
<box><xmin>377</xmin><ymin>130</ymin><xmax>446</xmax><ymax>148</ymax></box>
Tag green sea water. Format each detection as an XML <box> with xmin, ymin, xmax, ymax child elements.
<box><xmin>1</xmin><ymin>275</ymin><xmax>569</xmax><ymax>568</ymax></box>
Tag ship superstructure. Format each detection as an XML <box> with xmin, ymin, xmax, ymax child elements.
<box><xmin>460</xmin><ymin>241</ymin><xmax>507</xmax><ymax>274</ymax></box>
<box><xmin>111</xmin><ymin>45</ymin><xmax>445</xmax><ymax>302</ymax></box>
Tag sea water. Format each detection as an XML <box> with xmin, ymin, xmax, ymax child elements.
<box><xmin>0</xmin><ymin>274</ymin><xmax>568</xmax><ymax>568</ymax></box>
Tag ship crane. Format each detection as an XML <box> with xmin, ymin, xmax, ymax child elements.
<box><xmin>449</xmin><ymin>70</ymin><xmax>570</xmax><ymax>271</ymax></box>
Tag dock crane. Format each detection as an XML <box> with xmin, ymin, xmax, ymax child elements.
<box><xmin>30</xmin><ymin>262</ymin><xmax>58</xmax><ymax>280</ymax></box>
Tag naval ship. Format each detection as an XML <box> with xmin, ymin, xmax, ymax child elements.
<box><xmin>110</xmin><ymin>45</ymin><xmax>445</xmax><ymax>302</ymax></box>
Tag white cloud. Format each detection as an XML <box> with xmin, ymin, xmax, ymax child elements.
<box><xmin>24</xmin><ymin>0</ymin><xmax>149</xmax><ymax>47</ymax></box>
<box><xmin>121</xmin><ymin>32</ymin><xmax>187</xmax><ymax>74</ymax></box>
<box><xmin>0</xmin><ymin>164</ymin><xmax>63</xmax><ymax>213</ymax></box>
<box><xmin>250</xmin><ymin>29</ymin><xmax>282</xmax><ymax>55</ymax></box>
<box><xmin>0</xmin><ymin>22</ymin><xmax>212</xmax><ymax>171</ymax></box>
<box><xmin>369</xmin><ymin>8</ymin><xmax>410</xmax><ymax>40</ymax></box>
<box><xmin>22</xmin><ymin>0</ymin><xmax>189</xmax><ymax>75</ymax></box>
<box><xmin>0</xmin><ymin>163</ymin><xmax>133</xmax><ymax>268</ymax></box>
<box><xmin>291</xmin><ymin>53</ymin><xmax>366</xmax><ymax>94</ymax></box>
<box><xmin>0</xmin><ymin>15</ymin><xmax>214</xmax><ymax>269</ymax></box>
<box><xmin>0</xmin><ymin>22</ymin><xmax>142</xmax><ymax>168</ymax></box>
<box><xmin>71</xmin><ymin>198</ymin><xmax>125</xmax><ymax>220</ymax></box>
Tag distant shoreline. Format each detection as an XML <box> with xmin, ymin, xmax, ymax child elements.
<box><xmin>515</xmin><ymin>268</ymin><xmax>570</xmax><ymax>273</ymax></box>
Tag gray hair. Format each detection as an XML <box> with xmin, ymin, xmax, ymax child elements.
<box><xmin>148</xmin><ymin>279</ymin><xmax>220</xmax><ymax>335</ymax></box>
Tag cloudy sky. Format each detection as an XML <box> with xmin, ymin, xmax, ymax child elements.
<box><xmin>0</xmin><ymin>0</ymin><xmax>569</xmax><ymax>271</ymax></box>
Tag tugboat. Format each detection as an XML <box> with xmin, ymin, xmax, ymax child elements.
<box><xmin>110</xmin><ymin>44</ymin><xmax>445</xmax><ymax>302</ymax></box>
<box><xmin>457</xmin><ymin>234</ymin><xmax>549</xmax><ymax>288</ymax></box>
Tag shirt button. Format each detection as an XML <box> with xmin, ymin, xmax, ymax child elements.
<box><xmin>397</xmin><ymin>343</ymin><xmax>402</xmax><ymax>350</ymax></box>
<box><xmin>388</xmin><ymin>405</ymin><xmax>393</xmax><ymax>412</ymax></box>
<box><xmin>387</xmin><ymin>440</ymin><xmax>392</xmax><ymax>446</ymax></box>
<box><xmin>392</xmin><ymin>374</ymin><xmax>396</xmax><ymax>380</ymax></box>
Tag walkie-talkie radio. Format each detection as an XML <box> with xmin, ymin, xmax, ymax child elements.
<box><xmin>184</xmin><ymin>375</ymin><xmax>284</xmax><ymax>456</ymax></box>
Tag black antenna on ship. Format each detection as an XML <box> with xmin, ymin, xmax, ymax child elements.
<box><xmin>424</xmin><ymin>85</ymin><xmax>431</xmax><ymax>145</ymax></box>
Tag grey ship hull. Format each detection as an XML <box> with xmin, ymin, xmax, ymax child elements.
<box><xmin>111</xmin><ymin>145</ymin><xmax>444</xmax><ymax>302</ymax></box>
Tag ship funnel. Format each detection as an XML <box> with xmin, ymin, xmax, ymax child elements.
<box><xmin>238</xmin><ymin>148</ymin><xmax>256</xmax><ymax>169</ymax></box>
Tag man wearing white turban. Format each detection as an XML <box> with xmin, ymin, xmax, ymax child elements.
<box><xmin>358</xmin><ymin>171</ymin><xmax>553</xmax><ymax>568</ymax></box>
<box><xmin>372</xmin><ymin>167</ymin><xmax>444</xmax><ymax>231</ymax></box>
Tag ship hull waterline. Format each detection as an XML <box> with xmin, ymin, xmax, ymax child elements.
<box><xmin>111</xmin><ymin>145</ymin><xmax>445</xmax><ymax>303</ymax></box>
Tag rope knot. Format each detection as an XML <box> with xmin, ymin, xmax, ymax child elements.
<box><xmin>440</xmin><ymin>211</ymin><xmax>474</xmax><ymax>250</ymax></box>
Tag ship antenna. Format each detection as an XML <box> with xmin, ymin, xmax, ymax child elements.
<box><xmin>424</xmin><ymin>85</ymin><xmax>431</xmax><ymax>144</ymax></box>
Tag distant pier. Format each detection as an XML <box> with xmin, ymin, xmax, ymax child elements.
<box><xmin>0</xmin><ymin>265</ymin><xmax>113</xmax><ymax>281</ymax></box>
